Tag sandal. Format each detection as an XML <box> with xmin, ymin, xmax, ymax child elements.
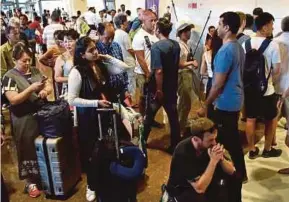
<box><xmin>24</xmin><ymin>184</ymin><xmax>41</xmax><ymax>198</ymax></box>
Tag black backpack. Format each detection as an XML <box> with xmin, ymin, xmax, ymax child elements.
<box><xmin>243</xmin><ymin>38</ymin><xmax>272</xmax><ymax>96</ymax></box>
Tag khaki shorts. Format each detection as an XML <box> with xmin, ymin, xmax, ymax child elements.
<box><xmin>136</xmin><ymin>74</ymin><xmax>146</xmax><ymax>95</ymax></box>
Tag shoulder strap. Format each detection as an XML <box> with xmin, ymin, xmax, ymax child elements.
<box><xmin>245</xmin><ymin>38</ymin><xmax>252</xmax><ymax>53</ymax></box>
<box><xmin>237</xmin><ymin>33</ymin><xmax>244</xmax><ymax>40</ymax></box>
<box><xmin>258</xmin><ymin>39</ymin><xmax>272</xmax><ymax>54</ymax></box>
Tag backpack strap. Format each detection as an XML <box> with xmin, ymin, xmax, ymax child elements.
<box><xmin>245</xmin><ymin>39</ymin><xmax>252</xmax><ymax>53</ymax></box>
<box><xmin>258</xmin><ymin>38</ymin><xmax>272</xmax><ymax>54</ymax></box>
<box><xmin>237</xmin><ymin>33</ymin><xmax>244</xmax><ymax>40</ymax></box>
<box><xmin>258</xmin><ymin>39</ymin><xmax>273</xmax><ymax>81</ymax></box>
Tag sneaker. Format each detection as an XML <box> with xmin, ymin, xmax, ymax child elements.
<box><xmin>24</xmin><ymin>184</ymin><xmax>41</xmax><ymax>198</ymax></box>
<box><xmin>86</xmin><ymin>186</ymin><xmax>96</xmax><ymax>202</ymax></box>
<box><xmin>262</xmin><ymin>148</ymin><xmax>282</xmax><ymax>158</ymax></box>
<box><xmin>249</xmin><ymin>147</ymin><xmax>259</xmax><ymax>159</ymax></box>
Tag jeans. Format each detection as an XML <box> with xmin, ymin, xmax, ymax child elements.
<box><xmin>143</xmin><ymin>98</ymin><xmax>180</xmax><ymax>148</ymax></box>
<box><xmin>213</xmin><ymin>108</ymin><xmax>246</xmax><ymax>202</ymax></box>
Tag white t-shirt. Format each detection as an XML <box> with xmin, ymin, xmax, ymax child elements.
<box><xmin>204</xmin><ymin>50</ymin><xmax>213</xmax><ymax>78</ymax></box>
<box><xmin>83</xmin><ymin>11</ymin><xmax>99</xmax><ymax>26</ymax></box>
<box><xmin>43</xmin><ymin>23</ymin><xmax>65</xmax><ymax>49</ymax></box>
<box><xmin>274</xmin><ymin>32</ymin><xmax>289</xmax><ymax>94</ymax></box>
<box><xmin>114</xmin><ymin>29</ymin><xmax>136</xmax><ymax>68</ymax></box>
<box><xmin>132</xmin><ymin>28</ymin><xmax>159</xmax><ymax>74</ymax></box>
<box><xmin>242</xmin><ymin>36</ymin><xmax>281</xmax><ymax>96</ymax></box>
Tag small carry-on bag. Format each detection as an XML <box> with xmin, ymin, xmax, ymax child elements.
<box><xmin>35</xmin><ymin>136</ymin><xmax>81</xmax><ymax>198</ymax></box>
<box><xmin>34</xmin><ymin>99</ymin><xmax>73</xmax><ymax>138</ymax></box>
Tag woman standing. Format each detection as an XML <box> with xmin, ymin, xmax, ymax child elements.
<box><xmin>54</xmin><ymin>29</ymin><xmax>79</xmax><ymax>99</ymax></box>
<box><xmin>68</xmin><ymin>36</ymin><xmax>110</xmax><ymax>202</ymax></box>
<box><xmin>1</xmin><ymin>42</ymin><xmax>52</xmax><ymax>198</ymax></box>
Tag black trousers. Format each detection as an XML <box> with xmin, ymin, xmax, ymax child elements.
<box><xmin>213</xmin><ymin>108</ymin><xmax>246</xmax><ymax>202</ymax></box>
<box><xmin>143</xmin><ymin>99</ymin><xmax>180</xmax><ymax>148</ymax></box>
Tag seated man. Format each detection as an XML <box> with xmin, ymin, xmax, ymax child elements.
<box><xmin>164</xmin><ymin>118</ymin><xmax>239</xmax><ymax>202</ymax></box>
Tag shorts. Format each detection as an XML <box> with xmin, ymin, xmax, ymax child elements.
<box><xmin>245</xmin><ymin>93</ymin><xmax>277</xmax><ymax>120</ymax></box>
<box><xmin>136</xmin><ymin>74</ymin><xmax>146</xmax><ymax>95</ymax></box>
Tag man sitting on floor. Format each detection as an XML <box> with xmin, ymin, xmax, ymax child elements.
<box><xmin>164</xmin><ymin>118</ymin><xmax>240</xmax><ymax>202</ymax></box>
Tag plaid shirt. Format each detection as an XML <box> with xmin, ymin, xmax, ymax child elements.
<box><xmin>96</xmin><ymin>41</ymin><xmax>128</xmax><ymax>101</ymax></box>
<box><xmin>96</xmin><ymin>41</ymin><xmax>124</xmax><ymax>61</ymax></box>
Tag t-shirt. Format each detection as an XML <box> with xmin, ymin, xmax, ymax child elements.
<box><xmin>114</xmin><ymin>29</ymin><xmax>136</xmax><ymax>68</ymax></box>
<box><xmin>167</xmin><ymin>138</ymin><xmax>210</xmax><ymax>195</ymax></box>
<box><xmin>242</xmin><ymin>37</ymin><xmax>281</xmax><ymax>96</ymax></box>
<box><xmin>43</xmin><ymin>23</ymin><xmax>65</xmax><ymax>49</ymax></box>
<box><xmin>274</xmin><ymin>32</ymin><xmax>289</xmax><ymax>94</ymax></box>
<box><xmin>179</xmin><ymin>40</ymin><xmax>193</xmax><ymax>70</ymax></box>
<box><xmin>149</xmin><ymin>39</ymin><xmax>180</xmax><ymax>103</ymax></box>
<box><xmin>214</xmin><ymin>41</ymin><xmax>245</xmax><ymax>112</ymax></box>
<box><xmin>132</xmin><ymin>28</ymin><xmax>159</xmax><ymax>74</ymax></box>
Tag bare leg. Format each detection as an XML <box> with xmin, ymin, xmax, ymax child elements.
<box><xmin>246</xmin><ymin>118</ymin><xmax>257</xmax><ymax>151</ymax></box>
<box><xmin>264</xmin><ymin>117</ymin><xmax>278</xmax><ymax>151</ymax></box>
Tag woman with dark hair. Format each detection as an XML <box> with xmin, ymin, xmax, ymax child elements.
<box><xmin>68</xmin><ymin>36</ymin><xmax>110</xmax><ymax>202</ymax></box>
<box><xmin>1</xmin><ymin>42</ymin><xmax>52</xmax><ymax>198</ymax></box>
<box><xmin>201</xmin><ymin>31</ymin><xmax>222</xmax><ymax>119</ymax></box>
<box><xmin>54</xmin><ymin>29</ymin><xmax>79</xmax><ymax>99</ymax></box>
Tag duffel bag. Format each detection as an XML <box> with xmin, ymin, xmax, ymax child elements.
<box><xmin>34</xmin><ymin>99</ymin><xmax>73</xmax><ymax>138</ymax></box>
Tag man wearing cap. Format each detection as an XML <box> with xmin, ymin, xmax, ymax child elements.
<box><xmin>177</xmin><ymin>22</ymin><xmax>198</xmax><ymax>135</ymax></box>
<box><xmin>164</xmin><ymin>118</ymin><xmax>237</xmax><ymax>202</ymax></box>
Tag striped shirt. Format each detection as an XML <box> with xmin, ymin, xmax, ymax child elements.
<box><xmin>43</xmin><ymin>23</ymin><xmax>65</xmax><ymax>49</ymax></box>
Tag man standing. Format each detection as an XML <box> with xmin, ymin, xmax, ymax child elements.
<box><xmin>114</xmin><ymin>14</ymin><xmax>136</xmax><ymax>99</ymax></box>
<box><xmin>19</xmin><ymin>14</ymin><xmax>36</xmax><ymax>46</ymax></box>
<box><xmin>144</xmin><ymin>18</ymin><xmax>181</xmax><ymax>153</ymax></box>
<box><xmin>43</xmin><ymin>10</ymin><xmax>65</xmax><ymax>49</ymax></box>
<box><xmin>243</xmin><ymin>12</ymin><xmax>282</xmax><ymax>159</ymax></box>
<box><xmin>177</xmin><ymin>22</ymin><xmax>198</xmax><ymax>135</ymax></box>
<box><xmin>96</xmin><ymin>23</ymin><xmax>130</xmax><ymax>103</ymax></box>
<box><xmin>132</xmin><ymin>10</ymin><xmax>163</xmax><ymax>127</ymax></box>
<box><xmin>0</xmin><ymin>25</ymin><xmax>20</xmax><ymax>76</ymax></box>
<box><xmin>83</xmin><ymin>7</ymin><xmax>98</xmax><ymax>30</ymax></box>
<box><xmin>197</xmin><ymin>12</ymin><xmax>246</xmax><ymax>202</ymax></box>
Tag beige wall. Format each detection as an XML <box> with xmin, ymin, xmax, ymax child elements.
<box><xmin>63</xmin><ymin>0</ymin><xmax>88</xmax><ymax>16</ymax></box>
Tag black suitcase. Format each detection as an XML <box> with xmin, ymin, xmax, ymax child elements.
<box><xmin>91</xmin><ymin>108</ymin><xmax>138</xmax><ymax>202</ymax></box>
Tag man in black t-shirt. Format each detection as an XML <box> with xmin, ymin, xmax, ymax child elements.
<box><xmin>164</xmin><ymin>118</ymin><xmax>239</xmax><ymax>202</ymax></box>
<box><xmin>143</xmin><ymin>17</ymin><xmax>181</xmax><ymax>153</ymax></box>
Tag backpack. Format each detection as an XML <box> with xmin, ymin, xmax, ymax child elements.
<box><xmin>243</xmin><ymin>39</ymin><xmax>272</xmax><ymax>96</ymax></box>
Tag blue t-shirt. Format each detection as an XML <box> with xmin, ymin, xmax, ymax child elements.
<box><xmin>213</xmin><ymin>41</ymin><xmax>245</xmax><ymax>112</ymax></box>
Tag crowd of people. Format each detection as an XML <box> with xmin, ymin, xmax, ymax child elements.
<box><xmin>1</xmin><ymin>4</ymin><xmax>289</xmax><ymax>202</ymax></box>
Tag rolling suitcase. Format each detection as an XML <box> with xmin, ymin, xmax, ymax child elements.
<box><xmin>35</xmin><ymin>136</ymin><xmax>81</xmax><ymax>198</ymax></box>
<box><xmin>93</xmin><ymin>108</ymin><xmax>140</xmax><ymax>202</ymax></box>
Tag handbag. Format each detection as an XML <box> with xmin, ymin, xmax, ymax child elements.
<box><xmin>34</xmin><ymin>99</ymin><xmax>73</xmax><ymax>138</ymax></box>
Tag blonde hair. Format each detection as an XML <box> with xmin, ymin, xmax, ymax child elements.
<box><xmin>236</xmin><ymin>11</ymin><xmax>246</xmax><ymax>25</ymax></box>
